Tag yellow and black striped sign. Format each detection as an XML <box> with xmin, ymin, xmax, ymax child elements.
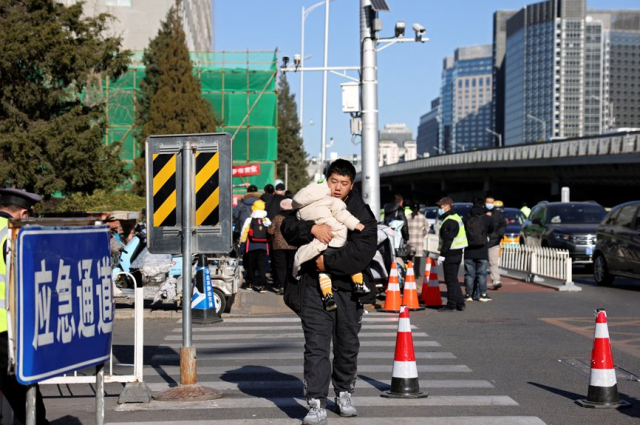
<box><xmin>152</xmin><ymin>154</ymin><xmax>177</xmax><ymax>227</ymax></box>
<box><xmin>195</xmin><ymin>152</ymin><xmax>220</xmax><ymax>226</ymax></box>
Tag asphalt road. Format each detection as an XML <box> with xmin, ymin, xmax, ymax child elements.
<box><xmin>26</xmin><ymin>269</ymin><xmax>640</xmax><ymax>425</ymax></box>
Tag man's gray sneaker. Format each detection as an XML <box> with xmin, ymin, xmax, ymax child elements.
<box><xmin>303</xmin><ymin>398</ymin><xmax>327</xmax><ymax>425</ymax></box>
<box><xmin>335</xmin><ymin>391</ymin><xmax>358</xmax><ymax>417</ymax></box>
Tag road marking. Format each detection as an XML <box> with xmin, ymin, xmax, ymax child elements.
<box><xmin>144</xmin><ymin>379</ymin><xmax>494</xmax><ymax>392</ymax></box>
<box><xmin>172</xmin><ymin>324</ymin><xmax>415</xmax><ymax>332</ymax></box>
<box><xmin>150</xmin><ymin>351</ymin><xmax>455</xmax><ymax>362</ymax></box>
<box><xmin>107</xmin><ymin>418</ymin><xmax>544</xmax><ymax>425</ymax></box>
<box><xmin>115</xmin><ymin>395</ymin><xmax>516</xmax><ymax>411</ymax></box>
<box><xmin>146</xmin><ymin>365</ymin><xmax>472</xmax><ymax>375</ymax></box>
<box><xmin>163</xmin><ymin>332</ymin><xmax>429</xmax><ymax>341</ymax></box>
<box><xmin>157</xmin><ymin>340</ymin><xmax>442</xmax><ymax>349</ymax></box>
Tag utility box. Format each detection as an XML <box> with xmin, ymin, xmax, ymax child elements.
<box><xmin>341</xmin><ymin>82</ymin><xmax>360</xmax><ymax>113</ymax></box>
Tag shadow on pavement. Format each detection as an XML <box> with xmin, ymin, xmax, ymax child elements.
<box><xmin>528</xmin><ymin>381</ymin><xmax>640</xmax><ymax>418</ymax></box>
<box><xmin>221</xmin><ymin>365</ymin><xmax>305</xmax><ymax>419</ymax></box>
<box><xmin>51</xmin><ymin>415</ymin><xmax>84</xmax><ymax>425</ymax></box>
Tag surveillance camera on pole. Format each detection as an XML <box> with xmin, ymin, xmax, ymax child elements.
<box><xmin>412</xmin><ymin>23</ymin><xmax>425</xmax><ymax>42</ymax></box>
<box><xmin>281</xmin><ymin>55</ymin><xmax>290</xmax><ymax>70</ymax></box>
<box><xmin>394</xmin><ymin>21</ymin><xmax>405</xmax><ymax>38</ymax></box>
<box><xmin>293</xmin><ymin>54</ymin><xmax>301</xmax><ymax>70</ymax></box>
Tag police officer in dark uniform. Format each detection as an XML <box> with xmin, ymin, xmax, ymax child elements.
<box><xmin>0</xmin><ymin>188</ymin><xmax>50</xmax><ymax>425</ymax></box>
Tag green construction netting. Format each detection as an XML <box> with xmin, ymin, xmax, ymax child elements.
<box><xmin>104</xmin><ymin>51</ymin><xmax>279</xmax><ymax>190</ymax></box>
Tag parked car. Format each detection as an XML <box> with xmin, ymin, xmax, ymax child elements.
<box><xmin>421</xmin><ymin>206</ymin><xmax>438</xmax><ymax>232</ymax></box>
<box><xmin>593</xmin><ymin>201</ymin><xmax>640</xmax><ymax>286</ymax></box>
<box><xmin>501</xmin><ymin>207</ymin><xmax>526</xmax><ymax>245</ymax></box>
<box><xmin>519</xmin><ymin>201</ymin><xmax>607</xmax><ymax>263</ymax></box>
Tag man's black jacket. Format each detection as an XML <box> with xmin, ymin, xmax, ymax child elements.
<box><xmin>282</xmin><ymin>189</ymin><xmax>378</xmax><ymax>294</ymax></box>
<box><xmin>487</xmin><ymin>208</ymin><xmax>506</xmax><ymax>248</ymax></box>
<box><xmin>383</xmin><ymin>202</ymin><xmax>409</xmax><ymax>241</ymax></box>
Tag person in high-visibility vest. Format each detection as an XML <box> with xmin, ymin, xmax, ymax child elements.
<box><xmin>0</xmin><ymin>188</ymin><xmax>50</xmax><ymax>425</ymax></box>
<box><xmin>520</xmin><ymin>202</ymin><xmax>531</xmax><ymax>218</ymax></box>
<box><xmin>436</xmin><ymin>197</ymin><xmax>469</xmax><ymax>312</ymax></box>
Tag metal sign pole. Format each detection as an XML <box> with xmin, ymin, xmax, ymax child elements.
<box><xmin>26</xmin><ymin>385</ymin><xmax>35</xmax><ymax>425</ymax></box>
<box><xmin>181</xmin><ymin>142</ymin><xmax>196</xmax><ymax>385</ymax></box>
<box><xmin>96</xmin><ymin>364</ymin><xmax>105</xmax><ymax>425</ymax></box>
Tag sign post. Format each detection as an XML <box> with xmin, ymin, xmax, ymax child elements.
<box><xmin>146</xmin><ymin>133</ymin><xmax>231</xmax><ymax>401</ymax></box>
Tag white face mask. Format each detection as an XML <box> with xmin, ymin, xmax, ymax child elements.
<box><xmin>486</xmin><ymin>203</ymin><xmax>494</xmax><ymax>210</ymax></box>
<box><xmin>437</xmin><ymin>208</ymin><xmax>445</xmax><ymax>216</ymax></box>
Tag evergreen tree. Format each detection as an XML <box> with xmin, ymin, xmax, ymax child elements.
<box><xmin>134</xmin><ymin>1</ymin><xmax>219</xmax><ymax>194</ymax></box>
<box><xmin>0</xmin><ymin>0</ymin><xmax>131</xmax><ymax>196</ymax></box>
<box><xmin>277</xmin><ymin>74</ymin><xmax>308</xmax><ymax>193</ymax></box>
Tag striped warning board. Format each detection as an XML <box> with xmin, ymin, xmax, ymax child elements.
<box><xmin>195</xmin><ymin>152</ymin><xmax>220</xmax><ymax>226</ymax></box>
<box><xmin>152</xmin><ymin>153</ymin><xmax>177</xmax><ymax>227</ymax></box>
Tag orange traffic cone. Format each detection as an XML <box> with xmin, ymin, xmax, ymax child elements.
<box><xmin>419</xmin><ymin>257</ymin><xmax>432</xmax><ymax>304</ymax></box>
<box><xmin>402</xmin><ymin>261</ymin><xmax>424</xmax><ymax>311</ymax></box>
<box><xmin>576</xmin><ymin>309</ymin><xmax>631</xmax><ymax>408</ymax></box>
<box><xmin>381</xmin><ymin>305</ymin><xmax>428</xmax><ymax>398</ymax></box>
<box><xmin>421</xmin><ymin>269</ymin><xmax>443</xmax><ymax>308</ymax></box>
<box><xmin>380</xmin><ymin>262</ymin><xmax>402</xmax><ymax>313</ymax></box>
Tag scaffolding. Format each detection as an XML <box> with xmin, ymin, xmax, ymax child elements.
<box><xmin>102</xmin><ymin>50</ymin><xmax>279</xmax><ymax>193</ymax></box>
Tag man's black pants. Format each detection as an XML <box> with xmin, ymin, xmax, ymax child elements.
<box><xmin>443</xmin><ymin>254</ymin><xmax>465</xmax><ymax>309</ymax></box>
<box><xmin>0</xmin><ymin>332</ymin><xmax>49</xmax><ymax>425</ymax></box>
<box><xmin>299</xmin><ymin>283</ymin><xmax>363</xmax><ymax>407</ymax></box>
<box><xmin>271</xmin><ymin>249</ymin><xmax>295</xmax><ymax>289</ymax></box>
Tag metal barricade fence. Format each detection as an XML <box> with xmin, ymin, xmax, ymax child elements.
<box><xmin>500</xmin><ymin>245</ymin><xmax>580</xmax><ymax>291</ymax></box>
<box><xmin>40</xmin><ymin>275</ymin><xmax>149</xmax><ymax>399</ymax></box>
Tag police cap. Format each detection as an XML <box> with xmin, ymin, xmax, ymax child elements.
<box><xmin>0</xmin><ymin>188</ymin><xmax>42</xmax><ymax>209</ymax></box>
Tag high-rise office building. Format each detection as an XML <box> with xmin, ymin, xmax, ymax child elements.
<box><xmin>58</xmin><ymin>0</ymin><xmax>213</xmax><ymax>51</ymax></box>
<box><xmin>501</xmin><ymin>0</ymin><xmax>640</xmax><ymax>145</ymax></box>
<box><xmin>379</xmin><ymin>123</ymin><xmax>417</xmax><ymax>166</ymax></box>
<box><xmin>417</xmin><ymin>98</ymin><xmax>440</xmax><ymax>157</ymax></box>
<box><xmin>492</xmin><ymin>10</ymin><xmax>517</xmax><ymax>143</ymax></box>
<box><xmin>439</xmin><ymin>45</ymin><xmax>494</xmax><ymax>153</ymax></box>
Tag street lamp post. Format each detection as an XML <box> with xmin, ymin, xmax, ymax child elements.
<box><xmin>485</xmin><ymin>128</ymin><xmax>502</xmax><ymax>147</ymax></box>
<box><xmin>527</xmin><ymin>114</ymin><xmax>546</xmax><ymax>141</ymax></box>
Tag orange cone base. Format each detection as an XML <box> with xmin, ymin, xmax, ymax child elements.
<box><xmin>381</xmin><ymin>377</ymin><xmax>428</xmax><ymax>399</ymax></box>
<box><xmin>576</xmin><ymin>385</ymin><xmax>631</xmax><ymax>408</ymax></box>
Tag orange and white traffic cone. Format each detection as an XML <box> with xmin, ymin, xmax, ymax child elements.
<box><xmin>380</xmin><ymin>262</ymin><xmax>402</xmax><ymax>313</ymax></box>
<box><xmin>421</xmin><ymin>269</ymin><xmax>443</xmax><ymax>308</ymax></box>
<box><xmin>402</xmin><ymin>261</ymin><xmax>424</xmax><ymax>311</ymax></box>
<box><xmin>576</xmin><ymin>309</ymin><xmax>631</xmax><ymax>408</ymax></box>
<box><xmin>419</xmin><ymin>257</ymin><xmax>432</xmax><ymax>304</ymax></box>
<box><xmin>381</xmin><ymin>305</ymin><xmax>428</xmax><ymax>398</ymax></box>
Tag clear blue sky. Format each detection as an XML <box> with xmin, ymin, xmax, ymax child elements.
<box><xmin>215</xmin><ymin>0</ymin><xmax>639</xmax><ymax>159</ymax></box>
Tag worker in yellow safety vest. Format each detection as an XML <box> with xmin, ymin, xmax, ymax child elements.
<box><xmin>436</xmin><ymin>196</ymin><xmax>468</xmax><ymax>312</ymax></box>
<box><xmin>0</xmin><ymin>188</ymin><xmax>50</xmax><ymax>425</ymax></box>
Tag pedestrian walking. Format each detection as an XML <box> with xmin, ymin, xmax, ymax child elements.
<box><xmin>281</xmin><ymin>159</ymin><xmax>377</xmax><ymax>425</ymax></box>
<box><xmin>290</xmin><ymin>178</ymin><xmax>367</xmax><ymax>311</ymax></box>
<box><xmin>239</xmin><ymin>200</ymin><xmax>271</xmax><ymax>292</ymax></box>
<box><xmin>0</xmin><ymin>188</ymin><xmax>50</xmax><ymax>425</ymax></box>
<box><xmin>464</xmin><ymin>198</ymin><xmax>493</xmax><ymax>302</ymax></box>
<box><xmin>485</xmin><ymin>196</ymin><xmax>506</xmax><ymax>290</ymax></box>
<box><xmin>406</xmin><ymin>202</ymin><xmax>428</xmax><ymax>284</ymax></box>
<box><xmin>267</xmin><ymin>198</ymin><xmax>297</xmax><ymax>295</ymax></box>
<box><xmin>435</xmin><ymin>197</ymin><xmax>468</xmax><ymax>312</ymax></box>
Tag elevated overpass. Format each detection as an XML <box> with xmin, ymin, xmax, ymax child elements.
<box><xmin>355</xmin><ymin>131</ymin><xmax>640</xmax><ymax>208</ymax></box>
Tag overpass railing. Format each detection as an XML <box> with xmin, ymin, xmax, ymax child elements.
<box><xmin>500</xmin><ymin>245</ymin><xmax>580</xmax><ymax>292</ymax></box>
<box><xmin>378</xmin><ymin>132</ymin><xmax>640</xmax><ymax>176</ymax></box>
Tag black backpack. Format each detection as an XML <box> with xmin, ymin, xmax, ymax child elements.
<box><xmin>465</xmin><ymin>215</ymin><xmax>487</xmax><ymax>246</ymax></box>
<box><xmin>248</xmin><ymin>218</ymin><xmax>268</xmax><ymax>242</ymax></box>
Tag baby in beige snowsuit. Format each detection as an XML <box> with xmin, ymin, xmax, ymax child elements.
<box><xmin>292</xmin><ymin>180</ymin><xmax>367</xmax><ymax>310</ymax></box>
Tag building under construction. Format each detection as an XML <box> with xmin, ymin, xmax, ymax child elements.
<box><xmin>102</xmin><ymin>50</ymin><xmax>278</xmax><ymax>197</ymax></box>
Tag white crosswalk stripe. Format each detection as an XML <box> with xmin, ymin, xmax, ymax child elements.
<box><xmin>106</xmin><ymin>314</ymin><xmax>547</xmax><ymax>425</ymax></box>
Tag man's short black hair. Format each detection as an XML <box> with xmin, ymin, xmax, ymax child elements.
<box><xmin>264</xmin><ymin>184</ymin><xmax>275</xmax><ymax>194</ymax></box>
<box><xmin>247</xmin><ymin>184</ymin><xmax>258</xmax><ymax>193</ymax></box>
<box><xmin>326</xmin><ymin>159</ymin><xmax>356</xmax><ymax>182</ymax></box>
<box><xmin>275</xmin><ymin>183</ymin><xmax>285</xmax><ymax>191</ymax></box>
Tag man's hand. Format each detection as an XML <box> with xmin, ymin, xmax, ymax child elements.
<box><xmin>316</xmin><ymin>255</ymin><xmax>326</xmax><ymax>271</ymax></box>
<box><xmin>355</xmin><ymin>223</ymin><xmax>365</xmax><ymax>232</ymax></box>
<box><xmin>312</xmin><ymin>224</ymin><xmax>333</xmax><ymax>244</ymax></box>
<box><xmin>437</xmin><ymin>256</ymin><xmax>445</xmax><ymax>266</ymax></box>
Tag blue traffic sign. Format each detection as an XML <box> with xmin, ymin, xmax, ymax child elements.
<box><xmin>16</xmin><ymin>226</ymin><xmax>113</xmax><ymax>384</ymax></box>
